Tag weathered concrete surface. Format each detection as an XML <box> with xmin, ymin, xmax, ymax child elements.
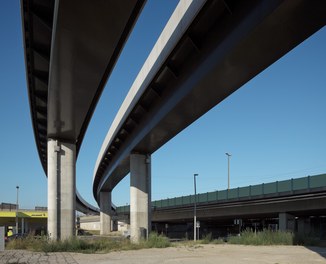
<box><xmin>100</xmin><ymin>191</ymin><xmax>112</xmax><ymax>235</ymax></box>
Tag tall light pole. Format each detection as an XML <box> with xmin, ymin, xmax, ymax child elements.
<box><xmin>225</xmin><ymin>153</ymin><xmax>231</xmax><ymax>190</ymax></box>
<box><xmin>193</xmin><ymin>173</ymin><xmax>198</xmax><ymax>241</ymax></box>
<box><xmin>16</xmin><ymin>186</ymin><xmax>19</xmax><ymax>233</ymax></box>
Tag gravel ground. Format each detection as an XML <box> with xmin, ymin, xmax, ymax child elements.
<box><xmin>1</xmin><ymin>244</ymin><xmax>326</xmax><ymax>264</ymax></box>
<box><xmin>72</xmin><ymin>244</ymin><xmax>326</xmax><ymax>264</ymax></box>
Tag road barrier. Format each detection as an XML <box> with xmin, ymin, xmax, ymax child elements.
<box><xmin>117</xmin><ymin>173</ymin><xmax>326</xmax><ymax>213</ymax></box>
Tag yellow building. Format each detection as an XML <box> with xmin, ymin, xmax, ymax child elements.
<box><xmin>0</xmin><ymin>210</ymin><xmax>47</xmax><ymax>236</ymax></box>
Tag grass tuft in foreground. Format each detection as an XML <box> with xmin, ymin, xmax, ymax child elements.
<box><xmin>200</xmin><ymin>233</ymin><xmax>225</xmax><ymax>244</ymax></box>
<box><xmin>141</xmin><ymin>232</ymin><xmax>171</xmax><ymax>248</ymax></box>
<box><xmin>6</xmin><ymin>232</ymin><xmax>171</xmax><ymax>253</ymax></box>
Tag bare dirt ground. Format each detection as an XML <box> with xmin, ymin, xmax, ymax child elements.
<box><xmin>72</xmin><ymin>244</ymin><xmax>326</xmax><ymax>264</ymax></box>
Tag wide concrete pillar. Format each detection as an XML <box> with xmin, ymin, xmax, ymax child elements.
<box><xmin>130</xmin><ymin>153</ymin><xmax>151</xmax><ymax>243</ymax></box>
<box><xmin>100</xmin><ymin>191</ymin><xmax>112</xmax><ymax>235</ymax></box>
<box><xmin>48</xmin><ymin>139</ymin><xmax>76</xmax><ymax>240</ymax></box>
<box><xmin>279</xmin><ymin>212</ymin><xmax>295</xmax><ymax>232</ymax></box>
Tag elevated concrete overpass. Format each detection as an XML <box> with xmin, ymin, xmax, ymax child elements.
<box><xmin>152</xmin><ymin>192</ymin><xmax>326</xmax><ymax>239</ymax></box>
<box><xmin>93</xmin><ymin>0</ymin><xmax>326</xmax><ymax>242</ymax></box>
<box><xmin>117</xmin><ymin>174</ymin><xmax>326</xmax><ymax>218</ymax></box>
<box><xmin>21</xmin><ymin>0</ymin><xmax>146</xmax><ymax>239</ymax></box>
<box><xmin>117</xmin><ymin>174</ymin><xmax>326</xmax><ymax>238</ymax></box>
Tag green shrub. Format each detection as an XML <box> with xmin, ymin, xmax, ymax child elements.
<box><xmin>141</xmin><ymin>232</ymin><xmax>171</xmax><ymax>248</ymax></box>
<box><xmin>6</xmin><ymin>234</ymin><xmax>47</xmax><ymax>251</ymax></box>
<box><xmin>211</xmin><ymin>238</ymin><xmax>226</xmax><ymax>244</ymax></box>
<box><xmin>201</xmin><ymin>233</ymin><xmax>213</xmax><ymax>244</ymax></box>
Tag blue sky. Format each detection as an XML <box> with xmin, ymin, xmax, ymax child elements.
<box><xmin>0</xmin><ymin>1</ymin><xmax>325</xmax><ymax>209</ymax></box>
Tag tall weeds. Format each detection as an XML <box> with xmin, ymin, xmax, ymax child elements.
<box><xmin>6</xmin><ymin>232</ymin><xmax>170</xmax><ymax>253</ymax></box>
<box><xmin>228</xmin><ymin>229</ymin><xmax>293</xmax><ymax>245</ymax></box>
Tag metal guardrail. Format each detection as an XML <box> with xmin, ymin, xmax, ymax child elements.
<box><xmin>116</xmin><ymin>173</ymin><xmax>326</xmax><ymax>213</ymax></box>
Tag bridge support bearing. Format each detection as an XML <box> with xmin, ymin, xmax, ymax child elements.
<box><xmin>279</xmin><ymin>212</ymin><xmax>295</xmax><ymax>232</ymax></box>
<box><xmin>47</xmin><ymin>139</ymin><xmax>76</xmax><ymax>240</ymax></box>
<box><xmin>130</xmin><ymin>154</ymin><xmax>151</xmax><ymax>243</ymax></box>
<box><xmin>100</xmin><ymin>191</ymin><xmax>112</xmax><ymax>235</ymax></box>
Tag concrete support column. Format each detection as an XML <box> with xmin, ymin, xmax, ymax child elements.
<box><xmin>21</xmin><ymin>218</ymin><xmax>25</xmax><ymax>234</ymax></box>
<box><xmin>279</xmin><ymin>212</ymin><xmax>294</xmax><ymax>232</ymax></box>
<box><xmin>25</xmin><ymin>220</ymin><xmax>29</xmax><ymax>234</ymax></box>
<box><xmin>298</xmin><ymin>218</ymin><xmax>305</xmax><ymax>235</ymax></box>
<box><xmin>100</xmin><ymin>191</ymin><xmax>112</xmax><ymax>235</ymax></box>
<box><xmin>298</xmin><ymin>217</ymin><xmax>311</xmax><ymax>235</ymax></box>
<box><xmin>130</xmin><ymin>153</ymin><xmax>151</xmax><ymax>243</ymax></box>
<box><xmin>112</xmin><ymin>220</ymin><xmax>118</xmax><ymax>231</ymax></box>
<box><xmin>48</xmin><ymin>139</ymin><xmax>76</xmax><ymax>240</ymax></box>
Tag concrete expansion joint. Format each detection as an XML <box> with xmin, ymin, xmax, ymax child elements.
<box><xmin>48</xmin><ymin>137</ymin><xmax>76</xmax><ymax>145</ymax></box>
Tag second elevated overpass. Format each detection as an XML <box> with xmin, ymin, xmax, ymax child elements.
<box><xmin>93</xmin><ymin>0</ymin><xmax>326</xmax><ymax>242</ymax></box>
<box><xmin>117</xmin><ymin>174</ymin><xmax>326</xmax><ymax>238</ymax></box>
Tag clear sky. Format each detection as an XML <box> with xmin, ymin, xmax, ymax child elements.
<box><xmin>0</xmin><ymin>1</ymin><xmax>325</xmax><ymax>209</ymax></box>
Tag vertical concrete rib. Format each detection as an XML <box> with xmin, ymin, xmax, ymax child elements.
<box><xmin>130</xmin><ymin>153</ymin><xmax>151</xmax><ymax>243</ymax></box>
<box><xmin>48</xmin><ymin>139</ymin><xmax>76</xmax><ymax>240</ymax></box>
<box><xmin>48</xmin><ymin>139</ymin><xmax>59</xmax><ymax>240</ymax></box>
<box><xmin>60</xmin><ymin>142</ymin><xmax>76</xmax><ymax>240</ymax></box>
<box><xmin>100</xmin><ymin>191</ymin><xmax>112</xmax><ymax>235</ymax></box>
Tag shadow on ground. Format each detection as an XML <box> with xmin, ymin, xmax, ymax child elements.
<box><xmin>307</xmin><ymin>246</ymin><xmax>326</xmax><ymax>259</ymax></box>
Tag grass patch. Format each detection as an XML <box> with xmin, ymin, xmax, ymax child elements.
<box><xmin>228</xmin><ymin>229</ymin><xmax>293</xmax><ymax>245</ymax></box>
<box><xmin>6</xmin><ymin>232</ymin><xmax>171</xmax><ymax>253</ymax></box>
<box><xmin>83</xmin><ymin>230</ymin><xmax>100</xmax><ymax>236</ymax></box>
<box><xmin>6</xmin><ymin>234</ymin><xmax>48</xmax><ymax>251</ymax></box>
<box><xmin>201</xmin><ymin>233</ymin><xmax>213</xmax><ymax>244</ymax></box>
<box><xmin>141</xmin><ymin>232</ymin><xmax>171</xmax><ymax>248</ymax></box>
<box><xmin>7</xmin><ymin>230</ymin><xmax>321</xmax><ymax>252</ymax></box>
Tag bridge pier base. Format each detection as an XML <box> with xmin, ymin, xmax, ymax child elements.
<box><xmin>100</xmin><ymin>191</ymin><xmax>112</xmax><ymax>235</ymax></box>
<box><xmin>130</xmin><ymin>153</ymin><xmax>151</xmax><ymax>243</ymax></box>
<box><xmin>279</xmin><ymin>212</ymin><xmax>295</xmax><ymax>232</ymax></box>
<box><xmin>48</xmin><ymin>139</ymin><xmax>76</xmax><ymax>240</ymax></box>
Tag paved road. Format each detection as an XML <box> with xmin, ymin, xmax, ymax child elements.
<box><xmin>1</xmin><ymin>245</ymin><xmax>326</xmax><ymax>264</ymax></box>
<box><xmin>0</xmin><ymin>250</ymin><xmax>78</xmax><ymax>264</ymax></box>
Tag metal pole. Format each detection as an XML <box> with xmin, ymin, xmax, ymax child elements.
<box><xmin>193</xmin><ymin>173</ymin><xmax>198</xmax><ymax>241</ymax></box>
<box><xmin>226</xmin><ymin>153</ymin><xmax>231</xmax><ymax>190</ymax></box>
<box><xmin>16</xmin><ymin>186</ymin><xmax>19</xmax><ymax>234</ymax></box>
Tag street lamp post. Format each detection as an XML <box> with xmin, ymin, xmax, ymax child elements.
<box><xmin>225</xmin><ymin>153</ymin><xmax>231</xmax><ymax>190</ymax></box>
<box><xmin>193</xmin><ymin>173</ymin><xmax>198</xmax><ymax>241</ymax></box>
<box><xmin>16</xmin><ymin>186</ymin><xmax>19</xmax><ymax>233</ymax></box>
